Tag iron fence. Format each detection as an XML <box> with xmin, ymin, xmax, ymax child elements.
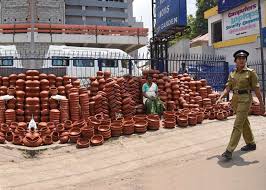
<box><xmin>0</xmin><ymin>50</ymin><xmax>228</xmax><ymax>91</ymax></box>
<box><xmin>248</xmin><ymin>60</ymin><xmax>266</xmax><ymax>90</ymax></box>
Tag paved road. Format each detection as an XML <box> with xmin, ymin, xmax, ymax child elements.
<box><xmin>0</xmin><ymin>116</ymin><xmax>265</xmax><ymax>190</ymax></box>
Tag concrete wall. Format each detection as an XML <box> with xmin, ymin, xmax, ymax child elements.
<box><xmin>65</xmin><ymin>0</ymin><xmax>143</xmax><ymax>27</ymax></box>
<box><xmin>190</xmin><ymin>43</ymin><xmax>215</xmax><ymax>55</ymax></box>
<box><xmin>0</xmin><ymin>0</ymin><xmax>65</xmax><ymax>24</ymax></box>
<box><xmin>168</xmin><ymin>39</ymin><xmax>190</xmax><ymax>55</ymax></box>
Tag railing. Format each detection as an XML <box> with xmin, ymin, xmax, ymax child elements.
<box><xmin>0</xmin><ymin>23</ymin><xmax>149</xmax><ymax>37</ymax></box>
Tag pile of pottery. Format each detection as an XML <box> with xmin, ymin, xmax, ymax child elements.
<box><xmin>105</xmin><ymin>79</ymin><xmax>122</xmax><ymax>120</ymax></box>
<box><xmin>142</xmin><ymin>70</ymin><xmax>220</xmax><ymax>111</ymax></box>
<box><xmin>0</xmin><ymin>70</ymin><xmax>91</xmax><ymax>125</ymax></box>
<box><xmin>88</xmin><ymin>73</ymin><xmax>142</xmax><ymax>118</ymax></box>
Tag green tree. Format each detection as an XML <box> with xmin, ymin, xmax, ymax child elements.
<box><xmin>194</xmin><ymin>0</ymin><xmax>218</xmax><ymax>35</ymax></box>
<box><xmin>171</xmin><ymin>0</ymin><xmax>217</xmax><ymax>43</ymax></box>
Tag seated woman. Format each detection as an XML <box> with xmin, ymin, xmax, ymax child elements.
<box><xmin>142</xmin><ymin>75</ymin><xmax>164</xmax><ymax>115</ymax></box>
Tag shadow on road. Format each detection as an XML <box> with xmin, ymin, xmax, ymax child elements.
<box><xmin>207</xmin><ymin>150</ymin><xmax>259</xmax><ymax>168</ymax></box>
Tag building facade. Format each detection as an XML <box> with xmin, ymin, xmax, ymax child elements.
<box><xmin>0</xmin><ymin>0</ymin><xmax>142</xmax><ymax>27</ymax></box>
<box><xmin>65</xmin><ymin>0</ymin><xmax>142</xmax><ymax>27</ymax></box>
<box><xmin>204</xmin><ymin>0</ymin><xmax>266</xmax><ymax>65</ymax></box>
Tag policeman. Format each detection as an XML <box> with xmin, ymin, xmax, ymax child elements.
<box><xmin>217</xmin><ymin>50</ymin><xmax>265</xmax><ymax>160</ymax></box>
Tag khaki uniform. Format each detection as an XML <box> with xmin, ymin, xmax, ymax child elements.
<box><xmin>226</xmin><ymin>66</ymin><xmax>259</xmax><ymax>152</ymax></box>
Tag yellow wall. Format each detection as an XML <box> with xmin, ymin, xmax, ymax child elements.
<box><xmin>204</xmin><ymin>6</ymin><xmax>218</xmax><ymax>19</ymax></box>
<box><xmin>213</xmin><ymin>34</ymin><xmax>258</xmax><ymax>48</ymax></box>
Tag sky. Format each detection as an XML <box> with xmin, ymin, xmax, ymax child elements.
<box><xmin>133</xmin><ymin>0</ymin><xmax>197</xmax><ymax>37</ymax></box>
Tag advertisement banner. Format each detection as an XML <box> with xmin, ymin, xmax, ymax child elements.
<box><xmin>223</xmin><ymin>0</ymin><xmax>259</xmax><ymax>41</ymax></box>
<box><xmin>218</xmin><ymin>0</ymin><xmax>250</xmax><ymax>13</ymax></box>
<box><xmin>155</xmin><ymin>0</ymin><xmax>187</xmax><ymax>36</ymax></box>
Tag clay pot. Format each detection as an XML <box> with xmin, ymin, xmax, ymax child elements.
<box><xmin>196</xmin><ymin>112</ymin><xmax>204</xmax><ymax>124</ymax></box>
<box><xmin>43</xmin><ymin>135</ymin><xmax>53</xmax><ymax>145</ymax></box>
<box><xmin>122</xmin><ymin>121</ymin><xmax>135</xmax><ymax>135</ymax></box>
<box><xmin>216</xmin><ymin>112</ymin><xmax>224</xmax><ymax>121</ymax></box>
<box><xmin>50</xmin><ymin>87</ymin><xmax>58</xmax><ymax>96</ymax></box>
<box><xmin>98</xmin><ymin>125</ymin><xmax>111</xmax><ymax>140</ymax></box>
<box><xmin>147</xmin><ymin>115</ymin><xmax>160</xmax><ymax>130</ymax></box>
<box><xmin>177</xmin><ymin>115</ymin><xmax>188</xmax><ymax>128</ymax></box>
<box><xmin>7</xmin><ymin>87</ymin><xmax>16</xmax><ymax>96</ymax></box>
<box><xmin>13</xmin><ymin>135</ymin><xmax>23</xmax><ymax>145</ymax></box>
<box><xmin>188</xmin><ymin>116</ymin><xmax>197</xmax><ymax>126</ymax></box>
<box><xmin>81</xmin><ymin>126</ymin><xmax>94</xmax><ymax>138</ymax></box>
<box><xmin>5</xmin><ymin>131</ymin><xmax>13</xmax><ymax>142</ymax></box>
<box><xmin>64</xmin><ymin>120</ymin><xmax>72</xmax><ymax>130</ymax></box>
<box><xmin>39</xmin><ymin>126</ymin><xmax>51</xmax><ymax>137</ymax></box>
<box><xmin>51</xmin><ymin>131</ymin><xmax>60</xmax><ymax>142</ymax></box>
<box><xmin>76</xmin><ymin>137</ymin><xmax>90</xmax><ymax>149</ymax></box>
<box><xmin>134</xmin><ymin>120</ymin><xmax>148</xmax><ymax>133</ymax></box>
<box><xmin>90</xmin><ymin>135</ymin><xmax>104</xmax><ymax>146</ymax></box>
<box><xmin>0</xmin><ymin>134</ymin><xmax>5</xmax><ymax>144</ymax></box>
<box><xmin>163</xmin><ymin>111</ymin><xmax>176</xmax><ymax>119</ymax></box>
<box><xmin>59</xmin><ymin>135</ymin><xmax>69</xmax><ymax>144</ymax></box>
<box><xmin>10</xmin><ymin>122</ymin><xmax>19</xmax><ymax>132</ymax></box>
<box><xmin>164</xmin><ymin>118</ymin><xmax>176</xmax><ymax>129</ymax></box>
<box><xmin>69</xmin><ymin>128</ymin><xmax>81</xmax><ymax>143</ymax></box>
<box><xmin>209</xmin><ymin>112</ymin><xmax>216</xmax><ymax>120</ymax></box>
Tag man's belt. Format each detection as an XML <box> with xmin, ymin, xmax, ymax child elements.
<box><xmin>233</xmin><ymin>89</ymin><xmax>251</xmax><ymax>94</ymax></box>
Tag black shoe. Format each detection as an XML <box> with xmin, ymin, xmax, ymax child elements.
<box><xmin>241</xmin><ymin>144</ymin><xmax>256</xmax><ymax>151</ymax></box>
<box><xmin>221</xmin><ymin>150</ymin><xmax>232</xmax><ymax>160</ymax></box>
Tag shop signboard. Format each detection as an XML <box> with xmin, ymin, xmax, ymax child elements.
<box><xmin>223</xmin><ymin>0</ymin><xmax>259</xmax><ymax>41</ymax></box>
<box><xmin>155</xmin><ymin>0</ymin><xmax>187</xmax><ymax>36</ymax></box>
<box><xmin>218</xmin><ymin>0</ymin><xmax>250</xmax><ymax>13</ymax></box>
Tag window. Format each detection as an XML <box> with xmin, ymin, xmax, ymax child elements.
<box><xmin>100</xmin><ymin>59</ymin><xmax>118</xmax><ymax>67</ymax></box>
<box><xmin>121</xmin><ymin>60</ymin><xmax>133</xmax><ymax>69</ymax></box>
<box><xmin>52</xmin><ymin>56</ymin><xmax>70</xmax><ymax>66</ymax></box>
<box><xmin>0</xmin><ymin>56</ymin><xmax>13</xmax><ymax>66</ymax></box>
<box><xmin>212</xmin><ymin>20</ymin><xmax>222</xmax><ymax>43</ymax></box>
<box><xmin>73</xmin><ymin>58</ymin><xmax>94</xmax><ymax>67</ymax></box>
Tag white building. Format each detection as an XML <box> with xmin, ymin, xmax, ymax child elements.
<box><xmin>204</xmin><ymin>0</ymin><xmax>266</xmax><ymax>65</ymax></box>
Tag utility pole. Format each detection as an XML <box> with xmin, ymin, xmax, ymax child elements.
<box><xmin>258</xmin><ymin>0</ymin><xmax>265</xmax><ymax>103</ymax></box>
<box><xmin>30</xmin><ymin>0</ymin><xmax>35</xmax><ymax>69</ymax></box>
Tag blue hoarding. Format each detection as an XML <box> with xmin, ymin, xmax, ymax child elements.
<box><xmin>218</xmin><ymin>0</ymin><xmax>250</xmax><ymax>13</ymax></box>
<box><xmin>155</xmin><ymin>0</ymin><xmax>187</xmax><ymax>36</ymax></box>
<box><xmin>263</xmin><ymin>27</ymin><xmax>266</xmax><ymax>47</ymax></box>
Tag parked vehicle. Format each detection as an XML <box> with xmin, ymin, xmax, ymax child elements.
<box><xmin>43</xmin><ymin>45</ymin><xmax>142</xmax><ymax>78</ymax></box>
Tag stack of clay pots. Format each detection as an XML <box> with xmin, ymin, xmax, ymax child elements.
<box><xmin>79</xmin><ymin>92</ymin><xmax>90</xmax><ymax>121</ymax></box>
<box><xmin>93</xmin><ymin>91</ymin><xmax>109</xmax><ymax>116</ymax></box>
<box><xmin>60</xmin><ymin>99</ymin><xmax>70</xmax><ymax>123</ymax></box>
<box><xmin>0</xmin><ymin>99</ymin><xmax>5</xmax><ymax>123</ymax></box>
<box><xmin>122</xmin><ymin>94</ymin><xmax>136</xmax><ymax>118</ymax></box>
<box><xmin>90</xmin><ymin>78</ymin><xmax>99</xmax><ymax>97</ymax></box>
<box><xmin>69</xmin><ymin>92</ymin><xmax>80</xmax><ymax>122</ymax></box>
<box><xmin>127</xmin><ymin>77</ymin><xmax>142</xmax><ymax>105</ymax></box>
<box><xmin>105</xmin><ymin>80</ymin><xmax>122</xmax><ymax>120</ymax></box>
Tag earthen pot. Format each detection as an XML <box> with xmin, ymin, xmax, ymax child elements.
<box><xmin>43</xmin><ymin>135</ymin><xmax>53</xmax><ymax>145</ymax></box>
<box><xmin>76</xmin><ymin>137</ymin><xmax>90</xmax><ymax>149</ymax></box>
<box><xmin>13</xmin><ymin>135</ymin><xmax>23</xmax><ymax>145</ymax></box>
<box><xmin>51</xmin><ymin>131</ymin><xmax>60</xmax><ymax>142</ymax></box>
<box><xmin>5</xmin><ymin>131</ymin><xmax>14</xmax><ymax>142</ymax></box>
<box><xmin>90</xmin><ymin>135</ymin><xmax>104</xmax><ymax>146</ymax></box>
<box><xmin>216</xmin><ymin>112</ymin><xmax>224</xmax><ymax>121</ymax></box>
<box><xmin>63</xmin><ymin>120</ymin><xmax>72</xmax><ymax>130</ymax></box>
<box><xmin>59</xmin><ymin>135</ymin><xmax>69</xmax><ymax>144</ymax></box>
<box><xmin>1</xmin><ymin>124</ymin><xmax>10</xmax><ymax>133</ymax></box>
<box><xmin>164</xmin><ymin>118</ymin><xmax>176</xmax><ymax>129</ymax></box>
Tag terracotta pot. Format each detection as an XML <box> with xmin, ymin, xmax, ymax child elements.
<box><xmin>76</xmin><ymin>137</ymin><xmax>90</xmax><ymax>149</ymax></box>
<box><xmin>7</xmin><ymin>87</ymin><xmax>16</xmax><ymax>96</ymax></box>
<box><xmin>216</xmin><ymin>112</ymin><xmax>224</xmax><ymax>120</ymax></box>
<box><xmin>13</xmin><ymin>135</ymin><xmax>23</xmax><ymax>145</ymax></box>
<box><xmin>10</xmin><ymin>122</ymin><xmax>18</xmax><ymax>132</ymax></box>
<box><xmin>134</xmin><ymin>120</ymin><xmax>148</xmax><ymax>133</ymax></box>
<box><xmin>43</xmin><ymin>135</ymin><xmax>53</xmax><ymax>145</ymax></box>
<box><xmin>164</xmin><ymin>118</ymin><xmax>176</xmax><ymax>129</ymax></box>
<box><xmin>5</xmin><ymin>131</ymin><xmax>13</xmax><ymax>142</ymax></box>
<box><xmin>59</xmin><ymin>135</ymin><xmax>69</xmax><ymax>144</ymax></box>
<box><xmin>51</xmin><ymin>131</ymin><xmax>60</xmax><ymax>142</ymax></box>
<box><xmin>64</xmin><ymin>120</ymin><xmax>72</xmax><ymax>130</ymax></box>
<box><xmin>0</xmin><ymin>135</ymin><xmax>5</xmax><ymax>144</ymax></box>
<box><xmin>147</xmin><ymin>115</ymin><xmax>160</xmax><ymax>130</ymax></box>
<box><xmin>90</xmin><ymin>135</ymin><xmax>104</xmax><ymax>146</ymax></box>
<box><xmin>188</xmin><ymin>116</ymin><xmax>197</xmax><ymax>126</ymax></box>
<box><xmin>39</xmin><ymin>126</ymin><xmax>51</xmax><ymax>137</ymax></box>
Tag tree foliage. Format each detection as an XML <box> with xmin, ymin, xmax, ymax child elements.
<box><xmin>172</xmin><ymin>0</ymin><xmax>218</xmax><ymax>42</ymax></box>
